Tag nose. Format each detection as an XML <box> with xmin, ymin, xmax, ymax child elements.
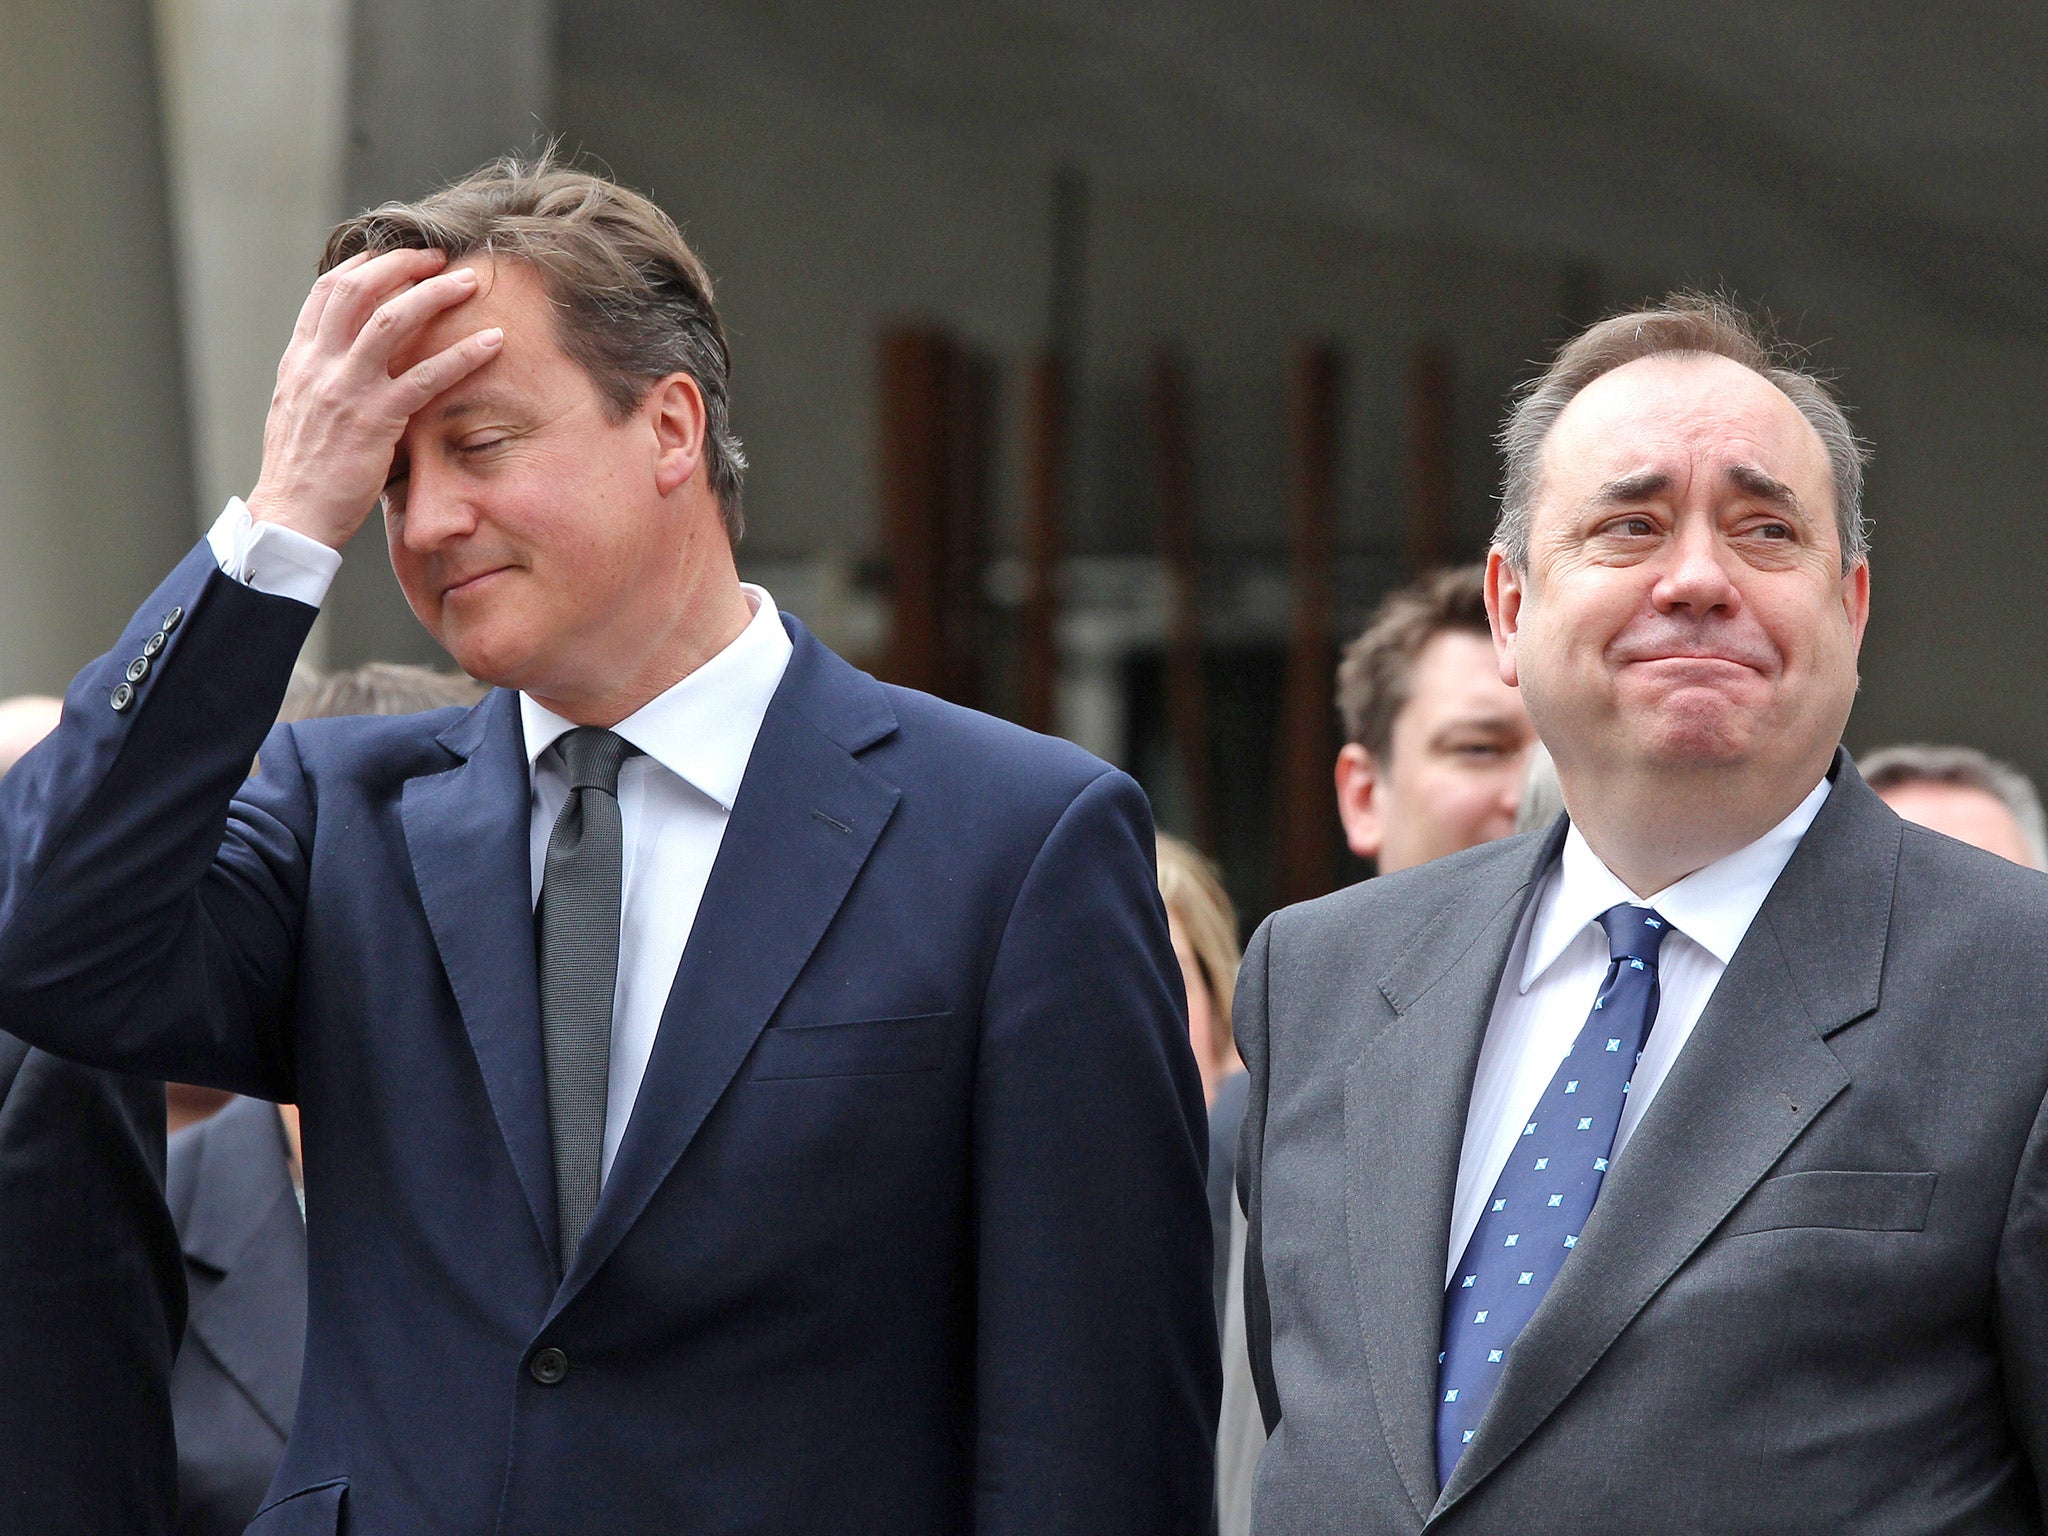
<box><xmin>391</xmin><ymin>456</ymin><xmax>477</xmax><ymax>555</ymax></box>
<box><xmin>1650</xmin><ymin>516</ymin><xmax>1740</xmax><ymax>616</ymax></box>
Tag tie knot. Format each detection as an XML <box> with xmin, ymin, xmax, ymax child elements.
<box><xmin>1598</xmin><ymin>903</ymin><xmax>1671</xmax><ymax>965</ymax></box>
<box><xmin>554</xmin><ymin>727</ymin><xmax>638</xmax><ymax>795</ymax></box>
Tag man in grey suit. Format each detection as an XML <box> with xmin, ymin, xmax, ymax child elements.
<box><xmin>1237</xmin><ymin>293</ymin><xmax>2048</xmax><ymax>1533</ymax></box>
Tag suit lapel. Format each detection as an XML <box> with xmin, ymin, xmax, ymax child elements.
<box><xmin>401</xmin><ymin>690</ymin><xmax>558</xmax><ymax>1268</ymax></box>
<box><xmin>1437</xmin><ymin>757</ymin><xmax>1897</xmax><ymax>1516</ymax></box>
<box><xmin>557</xmin><ymin>624</ymin><xmax>900</xmax><ymax>1300</ymax></box>
<box><xmin>1344</xmin><ymin>826</ymin><xmax>1562</xmax><ymax>1523</ymax></box>
<box><xmin>181</xmin><ymin>1098</ymin><xmax>307</xmax><ymax>1437</ymax></box>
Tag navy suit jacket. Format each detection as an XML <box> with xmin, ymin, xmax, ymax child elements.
<box><xmin>0</xmin><ymin>1036</ymin><xmax>182</xmax><ymax>1535</ymax></box>
<box><xmin>0</xmin><ymin>544</ymin><xmax>1217</xmax><ymax>1535</ymax></box>
<box><xmin>167</xmin><ymin>1095</ymin><xmax>306</xmax><ymax>1536</ymax></box>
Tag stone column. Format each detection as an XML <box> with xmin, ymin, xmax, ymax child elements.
<box><xmin>0</xmin><ymin>0</ymin><xmax>197</xmax><ymax>696</ymax></box>
<box><xmin>154</xmin><ymin>0</ymin><xmax>553</xmax><ymax>672</ymax></box>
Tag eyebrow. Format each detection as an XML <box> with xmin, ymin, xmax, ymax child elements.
<box><xmin>1589</xmin><ymin>463</ymin><xmax>1807</xmax><ymax>517</ymax></box>
<box><xmin>431</xmin><ymin>391</ymin><xmax>521</xmax><ymax>424</ymax></box>
<box><xmin>1591</xmin><ymin>470</ymin><xmax>1671</xmax><ymax>504</ymax></box>
<box><xmin>1430</xmin><ymin>712</ymin><xmax>1526</xmax><ymax>740</ymax></box>
<box><xmin>1723</xmin><ymin>461</ymin><xmax>1806</xmax><ymax>516</ymax></box>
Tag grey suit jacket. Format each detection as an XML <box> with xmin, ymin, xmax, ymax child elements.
<box><xmin>167</xmin><ymin>1095</ymin><xmax>306</xmax><ymax>1536</ymax></box>
<box><xmin>1237</xmin><ymin>754</ymin><xmax>2048</xmax><ymax>1534</ymax></box>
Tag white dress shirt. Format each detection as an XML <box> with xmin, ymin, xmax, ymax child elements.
<box><xmin>206</xmin><ymin>499</ymin><xmax>793</xmax><ymax>1181</ymax></box>
<box><xmin>1445</xmin><ymin>775</ymin><xmax>1832</xmax><ymax>1283</ymax></box>
<box><xmin>520</xmin><ymin>597</ymin><xmax>790</xmax><ymax>1177</ymax></box>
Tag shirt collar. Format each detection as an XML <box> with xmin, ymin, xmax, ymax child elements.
<box><xmin>1520</xmin><ymin>772</ymin><xmax>1832</xmax><ymax>991</ymax></box>
<box><xmin>518</xmin><ymin>584</ymin><xmax>793</xmax><ymax>811</ymax></box>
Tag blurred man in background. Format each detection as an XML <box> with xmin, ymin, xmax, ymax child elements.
<box><xmin>168</xmin><ymin>663</ymin><xmax>483</xmax><ymax>1536</ymax></box>
<box><xmin>1861</xmin><ymin>742</ymin><xmax>2047</xmax><ymax>869</ymax></box>
<box><xmin>1216</xmin><ymin>567</ymin><xmax>1538</xmax><ymax>1533</ymax></box>
<box><xmin>0</xmin><ymin>695</ymin><xmax>183</xmax><ymax>1535</ymax></box>
<box><xmin>1333</xmin><ymin>566</ymin><xmax>1538</xmax><ymax>873</ymax></box>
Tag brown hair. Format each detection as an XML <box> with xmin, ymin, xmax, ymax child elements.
<box><xmin>1495</xmin><ymin>292</ymin><xmax>1868</xmax><ymax>572</ymax></box>
<box><xmin>322</xmin><ymin>149</ymin><xmax>747</xmax><ymax>542</ymax></box>
<box><xmin>1156</xmin><ymin>834</ymin><xmax>1242</xmax><ymax>1060</ymax></box>
<box><xmin>279</xmin><ymin>662</ymin><xmax>486</xmax><ymax>723</ymax></box>
<box><xmin>1335</xmin><ymin>565</ymin><xmax>1491</xmax><ymax>762</ymax></box>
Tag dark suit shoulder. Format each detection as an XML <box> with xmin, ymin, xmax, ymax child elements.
<box><xmin>1888</xmin><ymin>818</ymin><xmax>2048</xmax><ymax>975</ymax></box>
<box><xmin>1264</xmin><ymin>828</ymin><xmax>1552</xmax><ymax>963</ymax></box>
<box><xmin>280</xmin><ymin>704</ymin><xmax>473</xmax><ymax>781</ymax></box>
<box><xmin>1895</xmin><ymin>817</ymin><xmax>2048</xmax><ymax>916</ymax></box>
<box><xmin>875</xmin><ymin>683</ymin><xmax>1113</xmax><ymax>797</ymax></box>
<box><xmin>169</xmin><ymin>1096</ymin><xmax>295</xmax><ymax>1267</ymax></box>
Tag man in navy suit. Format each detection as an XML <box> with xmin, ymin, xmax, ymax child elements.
<box><xmin>0</xmin><ymin>1038</ymin><xmax>183</xmax><ymax>1536</ymax></box>
<box><xmin>0</xmin><ymin>700</ymin><xmax>184</xmax><ymax>1536</ymax></box>
<box><xmin>0</xmin><ymin>154</ymin><xmax>1215</xmax><ymax>1534</ymax></box>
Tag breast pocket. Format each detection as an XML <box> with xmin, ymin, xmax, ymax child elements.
<box><xmin>244</xmin><ymin>1479</ymin><xmax>346</xmax><ymax>1535</ymax></box>
<box><xmin>1722</xmin><ymin>1169</ymin><xmax>1938</xmax><ymax>1238</ymax></box>
<box><xmin>748</xmin><ymin>1011</ymin><xmax>953</xmax><ymax>1082</ymax></box>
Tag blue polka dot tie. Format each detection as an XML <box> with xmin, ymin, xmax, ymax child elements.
<box><xmin>1434</xmin><ymin>903</ymin><xmax>1670</xmax><ymax>1487</ymax></box>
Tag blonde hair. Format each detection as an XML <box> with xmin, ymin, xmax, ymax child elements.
<box><xmin>1156</xmin><ymin>834</ymin><xmax>1242</xmax><ymax>1059</ymax></box>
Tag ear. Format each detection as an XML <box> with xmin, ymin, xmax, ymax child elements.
<box><xmin>1486</xmin><ymin>548</ymin><xmax>1525</xmax><ymax>689</ymax></box>
<box><xmin>649</xmin><ymin>372</ymin><xmax>708</xmax><ymax>496</ymax></box>
<box><xmin>1334</xmin><ymin>743</ymin><xmax>1386</xmax><ymax>860</ymax></box>
<box><xmin>1840</xmin><ymin>559</ymin><xmax>1871</xmax><ymax>654</ymax></box>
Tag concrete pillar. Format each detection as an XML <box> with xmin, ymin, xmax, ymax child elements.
<box><xmin>0</xmin><ymin>0</ymin><xmax>197</xmax><ymax>695</ymax></box>
<box><xmin>154</xmin><ymin>0</ymin><xmax>553</xmax><ymax>672</ymax></box>
<box><xmin>154</xmin><ymin>0</ymin><xmax>351</xmax><ymax>531</ymax></box>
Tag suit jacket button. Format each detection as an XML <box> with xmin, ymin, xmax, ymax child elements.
<box><xmin>125</xmin><ymin>657</ymin><xmax>150</xmax><ymax>684</ymax></box>
<box><xmin>160</xmin><ymin>606</ymin><xmax>183</xmax><ymax>633</ymax></box>
<box><xmin>109</xmin><ymin>683</ymin><xmax>133</xmax><ymax>712</ymax></box>
<box><xmin>142</xmin><ymin>631</ymin><xmax>166</xmax><ymax>658</ymax></box>
<box><xmin>529</xmin><ymin>1346</ymin><xmax>569</xmax><ymax>1385</ymax></box>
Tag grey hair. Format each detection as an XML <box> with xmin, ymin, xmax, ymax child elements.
<box><xmin>1860</xmin><ymin>742</ymin><xmax>2048</xmax><ymax>870</ymax></box>
<box><xmin>1495</xmin><ymin>294</ymin><xmax>1869</xmax><ymax>574</ymax></box>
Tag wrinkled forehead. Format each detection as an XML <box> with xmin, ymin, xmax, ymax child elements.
<box><xmin>1538</xmin><ymin>353</ymin><xmax>1835</xmax><ymax>517</ymax></box>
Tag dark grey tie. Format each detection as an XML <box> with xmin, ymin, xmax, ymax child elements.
<box><xmin>538</xmin><ymin>726</ymin><xmax>639</xmax><ymax>1272</ymax></box>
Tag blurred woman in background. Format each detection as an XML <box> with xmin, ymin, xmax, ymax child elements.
<box><xmin>1157</xmin><ymin>832</ymin><xmax>1245</xmax><ymax>1336</ymax></box>
<box><xmin>1157</xmin><ymin>833</ymin><xmax>1243</xmax><ymax>1108</ymax></box>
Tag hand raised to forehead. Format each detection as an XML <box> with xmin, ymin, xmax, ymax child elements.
<box><xmin>244</xmin><ymin>248</ymin><xmax>503</xmax><ymax>551</ymax></box>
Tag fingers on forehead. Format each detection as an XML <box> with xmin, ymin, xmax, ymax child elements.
<box><xmin>397</xmin><ymin>330</ymin><xmax>502</xmax><ymax>406</ymax></box>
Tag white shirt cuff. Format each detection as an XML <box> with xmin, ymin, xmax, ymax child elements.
<box><xmin>206</xmin><ymin>498</ymin><xmax>343</xmax><ymax>609</ymax></box>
